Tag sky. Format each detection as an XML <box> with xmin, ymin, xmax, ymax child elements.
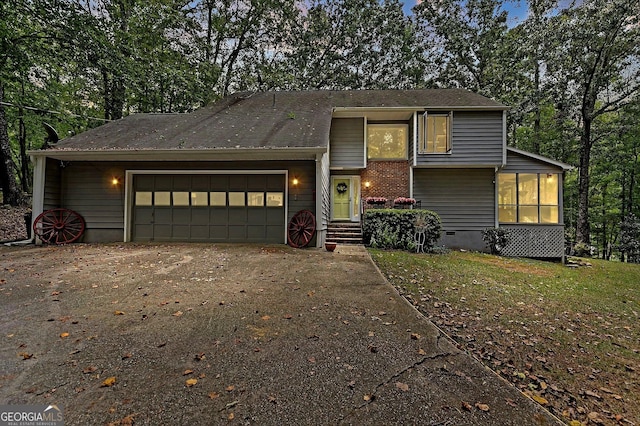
<box><xmin>402</xmin><ymin>0</ymin><xmax>531</xmax><ymax>25</ymax></box>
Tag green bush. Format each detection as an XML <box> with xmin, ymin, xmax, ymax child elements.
<box><xmin>363</xmin><ymin>209</ymin><xmax>441</xmax><ymax>252</ymax></box>
<box><xmin>481</xmin><ymin>227</ymin><xmax>512</xmax><ymax>255</ymax></box>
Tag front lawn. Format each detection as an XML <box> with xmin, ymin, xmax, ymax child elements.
<box><xmin>370</xmin><ymin>249</ymin><xmax>640</xmax><ymax>425</ymax></box>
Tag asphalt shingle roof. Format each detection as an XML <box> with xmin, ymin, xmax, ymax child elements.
<box><xmin>47</xmin><ymin>89</ymin><xmax>507</xmax><ymax>152</ymax></box>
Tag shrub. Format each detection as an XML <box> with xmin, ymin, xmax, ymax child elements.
<box><xmin>481</xmin><ymin>227</ymin><xmax>512</xmax><ymax>255</ymax></box>
<box><xmin>363</xmin><ymin>209</ymin><xmax>441</xmax><ymax>252</ymax></box>
<box><xmin>573</xmin><ymin>242</ymin><xmax>591</xmax><ymax>257</ymax></box>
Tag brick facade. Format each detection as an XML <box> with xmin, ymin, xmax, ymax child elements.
<box><xmin>360</xmin><ymin>160</ymin><xmax>410</xmax><ymax>207</ymax></box>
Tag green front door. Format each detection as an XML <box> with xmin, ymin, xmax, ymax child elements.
<box><xmin>332</xmin><ymin>178</ymin><xmax>351</xmax><ymax>220</ymax></box>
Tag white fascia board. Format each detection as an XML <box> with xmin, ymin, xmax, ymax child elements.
<box><xmin>506</xmin><ymin>147</ymin><xmax>574</xmax><ymax>171</ymax></box>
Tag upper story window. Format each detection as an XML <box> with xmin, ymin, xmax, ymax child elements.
<box><xmin>498</xmin><ymin>173</ymin><xmax>559</xmax><ymax>224</ymax></box>
<box><xmin>419</xmin><ymin>112</ymin><xmax>452</xmax><ymax>154</ymax></box>
<box><xmin>367</xmin><ymin>124</ymin><xmax>408</xmax><ymax>160</ymax></box>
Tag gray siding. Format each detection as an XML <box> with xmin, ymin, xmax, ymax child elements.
<box><xmin>61</xmin><ymin>163</ymin><xmax>126</xmax><ymax>232</ymax></box>
<box><xmin>330</xmin><ymin>118</ymin><xmax>365</xmax><ymax>169</ymax></box>
<box><xmin>413</xmin><ymin>168</ymin><xmax>495</xmax><ymax>231</ymax></box>
<box><xmin>502</xmin><ymin>150</ymin><xmax>564</xmax><ymax>174</ymax></box>
<box><xmin>416</xmin><ymin>111</ymin><xmax>503</xmax><ymax>167</ymax></box>
<box><xmin>44</xmin><ymin>158</ymin><xmax>61</xmax><ymax>210</ymax></box>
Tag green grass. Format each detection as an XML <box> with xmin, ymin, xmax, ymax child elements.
<box><xmin>370</xmin><ymin>249</ymin><xmax>640</xmax><ymax>425</ymax></box>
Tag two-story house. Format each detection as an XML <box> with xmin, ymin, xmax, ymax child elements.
<box><xmin>29</xmin><ymin>90</ymin><xmax>571</xmax><ymax>258</ymax></box>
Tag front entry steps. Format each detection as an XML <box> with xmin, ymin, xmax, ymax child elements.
<box><xmin>326</xmin><ymin>222</ymin><xmax>363</xmax><ymax>245</ymax></box>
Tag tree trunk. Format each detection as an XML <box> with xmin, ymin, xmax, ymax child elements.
<box><xmin>576</xmin><ymin>118</ymin><xmax>592</xmax><ymax>245</ymax></box>
<box><xmin>0</xmin><ymin>84</ymin><xmax>25</xmax><ymax>206</ymax></box>
<box><xmin>19</xmin><ymin>79</ymin><xmax>29</xmax><ymax>193</ymax></box>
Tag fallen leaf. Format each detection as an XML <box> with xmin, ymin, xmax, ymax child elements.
<box><xmin>185</xmin><ymin>378</ymin><xmax>197</xmax><ymax>387</ymax></box>
<box><xmin>363</xmin><ymin>394</ymin><xmax>374</xmax><ymax>401</ymax></box>
<box><xmin>172</xmin><ymin>311</ymin><xmax>183</xmax><ymax>317</ymax></box>
<box><xmin>418</xmin><ymin>348</ymin><xmax>426</xmax><ymax>355</ymax></box>
<box><xmin>410</xmin><ymin>333</ymin><xmax>421</xmax><ymax>340</ymax></box>
<box><xmin>102</xmin><ymin>376</ymin><xmax>117</xmax><ymax>387</ymax></box>
<box><xmin>587</xmin><ymin>412</ymin><xmax>604</xmax><ymax>424</ymax></box>
<box><xmin>83</xmin><ymin>366</ymin><xmax>97</xmax><ymax>374</ymax></box>
<box><xmin>114</xmin><ymin>310</ymin><xmax>125</xmax><ymax>316</ymax></box>
<box><xmin>261</xmin><ymin>315</ymin><xmax>271</xmax><ymax>321</ymax></box>
<box><xmin>60</xmin><ymin>332</ymin><xmax>69</xmax><ymax>338</ymax></box>
<box><xmin>228</xmin><ymin>413</ymin><xmax>234</xmax><ymax>420</ymax></box>
<box><xmin>584</xmin><ymin>390</ymin><xmax>602</xmax><ymax>399</ymax></box>
<box><xmin>194</xmin><ymin>352</ymin><xmax>206</xmax><ymax>361</ymax></box>
<box><xmin>532</xmin><ymin>395</ymin><xmax>548</xmax><ymax>405</ymax></box>
<box><xmin>122</xmin><ymin>352</ymin><xmax>132</xmax><ymax>359</ymax></box>
<box><xmin>395</xmin><ymin>382</ymin><xmax>409</xmax><ymax>392</ymax></box>
<box><xmin>475</xmin><ymin>402</ymin><xmax>490</xmax><ymax>412</ymax></box>
<box><xmin>183</xmin><ymin>369</ymin><xmax>194</xmax><ymax>376</ymax></box>
<box><xmin>226</xmin><ymin>385</ymin><xmax>235</xmax><ymax>392</ymax></box>
<box><xmin>283</xmin><ymin>314</ymin><xmax>292</xmax><ymax>319</ymax></box>
<box><xmin>208</xmin><ymin>391</ymin><xmax>220</xmax><ymax>399</ymax></box>
<box><xmin>198</xmin><ymin>373</ymin><xmax>206</xmax><ymax>379</ymax></box>
<box><xmin>461</xmin><ymin>401</ymin><xmax>472</xmax><ymax>411</ymax></box>
<box><xmin>18</xmin><ymin>352</ymin><xmax>33</xmax><ymax>360</ymax></box>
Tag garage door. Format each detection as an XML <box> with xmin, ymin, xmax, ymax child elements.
<box><xmin>132</xmin><ymin>173</ymin><xmax>286</xmax><ymax>243</ymax></box>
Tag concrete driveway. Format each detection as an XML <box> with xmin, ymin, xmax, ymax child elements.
<box><xmin>0</xmin><ymin>243</ymin><xmax>560</xmax><ymax>425</ymax></box>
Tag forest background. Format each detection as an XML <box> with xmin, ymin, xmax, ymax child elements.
<box><xmin>1</xmin><ymin>0</ymin><xmax>639</xmax><ymax>260</ymax></box>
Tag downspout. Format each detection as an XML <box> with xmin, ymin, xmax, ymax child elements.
<box><xmin>315</xmin><ymin>152</ymin><xmax>325</xmax><ymax>248</ymax></box>
<box><xmin>30</xmin><ymin>155</ymin><xmax>46</xmax><ymax>243</ymax></box>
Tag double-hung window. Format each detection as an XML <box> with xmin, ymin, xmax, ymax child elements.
<box><xmin>498</xmin><ymin>173</ymin><xmax>559</xmax><ymax>224</ymax></box>
<box><xmin>419</xmin><ymin>112</ymin><xmax>452</xmax><ymax>154</ymax></box>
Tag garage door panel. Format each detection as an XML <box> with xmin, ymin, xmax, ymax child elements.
<box><xmin>172</xmin><ymin>175</ymin><xmax>190</xmax><ymax>190</ymax></box>
<box><xmin>229</xmin><ymin>175</ymin><xmax>246</xmax><ymax>190</ymax></box>
<box><xmin>266</xmin><ymin>209</ymin><xmax>283</xmax><ymax>225</ymax></box>
<box><xmin>136</xmin><ymin>175</ymin><xmax>155</xmax><ymax>190</ymax></box>
<box><xmin>228</xmin><ymin>225</ymin><xmax>247</xmax><ymax>240</ymax></box>
<box><xmin>266</xmin><ymin>225</ymin><xmax>283</xmax><ymax>242</ymax></box>
<box><xmin>132</xmin><ymin>173</ymin><xmax>286</xmax><ymax>243</ymax></box>
<box><xmin>173</xmin><ymin>225</ymin><xmax>189</xmax><ymax>238</ymax></box>
<box><xmin>135</xmin><ymin>207</ymin><xmax>153</xmax><ymax>222</ymax></box>
<box><xmin>210</xmin><ymin>225</ymin><xmax>228</xmax><ymax>240</ymax></box>
<box><xmin>228</xmin><ymin>208</ymin><xmax>248</xmax><ymax>224</ymax></box>
<box><xmin>172</xmin><ymin>208</ymin><xmax>191</xmax><ymax>224</ymax></box>
<box><xmin>191</xmin><ymin>209</ymin><xmax>209</xmax><ymax>225</ymax></box>
<box><xmin>210</xmin><ymin>175</ymin><xmax>229</xmax><ymax>191</ymax></box>
<box><xmin>247</xmin><ymin>209</ymin><xmax>266</xmax><ymax>222</ymax></box>
<box><xmin>154</xmin><ymin>225</ymin><xmax>172</xmax><ymax>239</ymax></box>
<box><xmin>155</xmin><ymin>208</ymin><xmax>171</xmax><ymax>223</ymax></box>
<box><xmin>267</xmin><ymin>175</ymin><xmax>284</xmax><ymax>190</ymax></box>
<box><xmin>136</xmin><ymin>224</ymin><xmax>153</xmax><ymax>240</ymax></box>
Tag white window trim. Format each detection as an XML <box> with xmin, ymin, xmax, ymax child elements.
<box><xmin>418</xmin><ymin>111</ymin><xmax>453</xmax><ymax>155</ymax></box>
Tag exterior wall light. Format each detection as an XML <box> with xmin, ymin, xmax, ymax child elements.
<box><xmin>111</xmin><ymin>177</ymin><xmax>121</xmax><ymax>186</ymax></box>
<box><xmin>364</xmin><ymin>181</ymin><xmax>371</xmax><ymax>189</ymax></box>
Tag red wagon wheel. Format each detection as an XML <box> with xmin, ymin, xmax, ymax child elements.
<box><xmin>287</xmin><ymin>210</ymin><xmax>316</xmax><ymax>248</ymax></box>
<box><xmin>33</xmin><ymin>208</ymin><xmax>86</xmax><ymax>244</ymax></box>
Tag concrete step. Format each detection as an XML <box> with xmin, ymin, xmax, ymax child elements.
<box><xmin>327</xmin><ymin>222</ymin><xmax>363</xmax><ymax>244</ymax></box>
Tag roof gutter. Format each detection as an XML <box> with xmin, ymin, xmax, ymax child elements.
<box><xmin>28</xmin><ymin>147</ymin><xmax>328</xmax><ymax>161</ymax></box>
<box><xmin>506</xmin><ymin>147</ymin><xmax>574</xmax><ymax>171</ymax></box>
<box><xmin>332</xmin><ymin>105</ymin><xmax>509</xmax><ymax>113</ymax></box>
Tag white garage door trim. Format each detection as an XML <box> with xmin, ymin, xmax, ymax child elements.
<box><xmin>124</xmin><ymin>170</ymin><xmax>289</xmax><ymax>243</ymax></box>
